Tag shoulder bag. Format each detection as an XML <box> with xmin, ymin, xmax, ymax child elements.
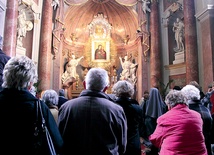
<box><xmin>33</xmin><ymin>100</ymin><xmax>57</xmax><ymax>155</ymax></box>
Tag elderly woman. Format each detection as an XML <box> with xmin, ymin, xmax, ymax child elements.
<box><xmin>112</xmin><ymin>80</ymin><xmax>144</xmax><ymax>155</ymax></box>
<box><xmin>42</xmin><ymin>89</ymin><xmax>59</xmax><ymax>122</ymax></box>
<box><xmin>181</xmin><ymin>84</ymin><xmax>213</xmax><ymax>155</ymax></box>
<box><xmin>149</xmin><ymin>89</ymin><xmax>207</xmax><ymax>155</ymax></box>
<box><xmin>0</xmin><ymin>56</ymin><xmax>63</xmax><ymax>154</ymax></box>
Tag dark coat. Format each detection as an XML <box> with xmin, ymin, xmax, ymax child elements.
<box><xmin>0</xmin><ymin>49</ymin><xmax>10</xmax><ymax>88</ymax></box>
<box><xmin>211</xmin><ymin>114</ymin><xmax>214</xmax><ymax>143</ymax></box>
<box><xmin>188</xmin><ymin>100</ymin><xmax>213</xmax><ymax>155</ymax></box>
<box><xmin>115</xmin><ymin>97</ymin><xmax>144</xmax><ymax>155</ymax></box>
<box><xmin>58</xmin><ymin>89</ymin><xmax>127</xmax><ymax>155</ymax></box>
<box><xmin>0</xmin><ymin>88</ymin><xmax>63</xmax><ymax>154</ymax></box>
<box><xmin>58</xmin><ymin>96</ymin><xmax>68</xmax><ymax>109</ymax></box>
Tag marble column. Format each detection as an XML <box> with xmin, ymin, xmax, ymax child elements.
<box><xmin>141</xmin><ymin>14</ymin><xmax>150</xmax><ymax>95</ymax></box>
<box><xmin>136</xmin><ymin>2</ymin><xmax>143</xmax><ymax>102</ymax></box>
<box><xmin>136</xmin><ymin>1</ymin><xmax>150</xmax><ymax>102</ymax></box>
<box><xmin>150</xmin><ymin>1</ymin><xmax>162</xmax><ymax>88</ymax></box>
<box><xmin>3</xmin><ymin>0</ymin><xmax>18</xmax><ymax>57</ymax></box>
<box><xmin>38</xmin><ymin>0</ymin><xmax>53</xmax><ymax>91</ymax></box>
<box><xmin>183</xmin><ymin>0</ymin><xmax>199</xmax><ymax>83</ymax></box>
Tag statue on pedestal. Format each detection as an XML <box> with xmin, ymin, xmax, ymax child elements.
<box><xmin>173</xmin><ymin>17</ymin><xmax>184</xmax><ymax>52</ymax></box>
<box><xmin>17</xmin><ymin>9</ymin><xmax>33</xmax><ymax>47</ymax></box>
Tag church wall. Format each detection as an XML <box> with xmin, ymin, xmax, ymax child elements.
<box><xmin>160</xmin><ymin>0</ymin><xmax>214</xmax><ymax>93</ymax></box>
<box><xmin>169</xmin><ymin>73</ymin><xmax>186</xmax><ymax>88</ymax></box>
<box><xmin>195</xmin><ymin>0</ymin><xmax>214</xmax><ymax>92</ymax></box>
<box><xmin>160</xmin><ymin>0</ymin><xmax>185</xmax><ymax>93</ymax></box>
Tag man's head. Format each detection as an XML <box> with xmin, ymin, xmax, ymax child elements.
<box><xmin>84</xmin><ymin>68</ymin><xmax>109</xmax><ymax>92</ymax></box>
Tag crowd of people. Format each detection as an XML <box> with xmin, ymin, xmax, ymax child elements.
<box><xmin>0</xmin><ymin>53</ymin><xmax>214</xmax><ymax>155</ymax></box>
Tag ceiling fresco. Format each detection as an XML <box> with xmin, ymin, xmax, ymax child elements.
<box><xmin>63</xmin><ymin>0</ymin><xmax>139</xmax><ymax>46</ymax></box>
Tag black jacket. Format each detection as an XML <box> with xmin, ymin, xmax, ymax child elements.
<box><xmin>0</xmin><ymin>88</ymin><xmax>63</xmax><ymax>154</ymax></box>
<box><xmin>188</xmin><ymin>100</ymin><xmax>213</xmax><ymax>155</ymax></box>
<box><xmin>115</xmin><ymin>97</ymin><xmax>144</xmax><ymax>155</ymax></box>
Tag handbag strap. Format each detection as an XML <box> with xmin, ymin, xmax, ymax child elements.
<box><xmin>35</xmin><ymin>100</ymin><xmax>57</xmax><ymax>155</ymax></box>
<box><xmin>34</xmin><ymin>101</ymin><xmax>39</xmax><ymax>136</ymax></box>
<box><xmin>37</xmin><ymin>100</ymin><xmax>46</xmax><ymax>129</ymax></box>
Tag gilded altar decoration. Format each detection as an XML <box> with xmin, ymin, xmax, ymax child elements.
<box><xmin>88</xmin><ymin>12</ymin><xmax>112</xmax><ymax>62</ymax></box>
<box><xmin>52</xmin><ymin>0</ymin><xmax>65</xmax><ymax>59</ymax></box>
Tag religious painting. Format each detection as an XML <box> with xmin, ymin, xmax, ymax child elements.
<box><xmin>91</xmin><ymin>40</ymin><xmax>110</xmax><ymax>62</ymax></box>
<box><xmin>88</xmin><ymin>13</ymin><xmax>112</xmax><ymax>63</ymax></box>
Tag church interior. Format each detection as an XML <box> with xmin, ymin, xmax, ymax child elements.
<box><xmin>1</xmin><ymin>0</ymin><xmax>214</xmax><ymax>102</ymax></box>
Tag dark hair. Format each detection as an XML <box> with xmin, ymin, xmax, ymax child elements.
<box><xmin>173</xmin><ymin>86</ymin><xmax>181</xmax><ymax>90</ymax></box>
<box><xmin>144</xmin><ymin>90</ymin><xmax>149</xmax><ymax>94</ymax></box>
<box><xmin>59</xmin><ymin>89</ymin><xmax>65</xmax><ymax>96</ymax></box>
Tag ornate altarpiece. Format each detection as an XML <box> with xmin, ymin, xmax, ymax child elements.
<box><xmin>88</xmin><ymin>13</ymin><xmax>113</xmax><ymax>68</ymax></box>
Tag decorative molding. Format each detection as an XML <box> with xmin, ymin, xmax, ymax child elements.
<box><xmin>162</xmin><ymin>2</ymin><xmax>183</xmax><ymax>27</ymax></box>
<box><xmin>195</xmin><ymin>5</ymin><xmax>214</xmax><ymax>22</ymax></box>
<box><xmin>88</xmin><ymin>13</ymin><xmax>112</xmax><ymax>39</ymax></box>
<box><xmin>164</xmin><ymin>62</ymin><xmax>186</xmax><ymax>76</ymax></box>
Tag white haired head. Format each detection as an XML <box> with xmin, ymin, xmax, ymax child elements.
<box><xmin>165</xmin><ymin>89</ymin><xmax>187</xmax><ymax>108</ymax></box>
<box><xmin>112</xmin><ymin>80</ymin><xmax>134</xmax><ymax>97</ymax></box>
<box><xmin>84</xmin><ymin>68</ymin><xmax>109</xmax><ymax>91</ymax></box>
<box><xmin>42</xmin><ymin>89</ymin><xmax>59</xmax><ymax>106</ymax></box>
<box><xmin>181</xmin><ymin>84</ymin><xmax>200</xmax><ymax>100</ymax></box>
<box><xmin>2</xmin><ymin>56</ymin><xmax>38</xmax><ymax>89</ymax></box>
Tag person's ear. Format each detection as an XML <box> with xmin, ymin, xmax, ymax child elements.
<box><xmin>83</xmin><ymin>81</ymin><xmax>86</xmax><ymax>89</ymax></box>
<box><xmin>167</xmin><ymin>104</ymin><xmax>171</xmax><ymax>110</ymax></box>
<box><xmin>27</xmin><ymin>82</ymin><xmax>33</xmax><ymax>90</ymax></box>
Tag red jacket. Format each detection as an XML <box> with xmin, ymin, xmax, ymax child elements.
<box><xmin>149</xmin><ymin>104</ymin><xmax>207</xmax><ymax>155</ymax></box>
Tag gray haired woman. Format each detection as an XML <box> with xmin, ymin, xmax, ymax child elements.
<box><xmin>42</xmin><ymin>89</ymin><xmax>59</xmax><ymax>122</ymax></box>
<box><xmin>112</xmin><ymin>80</ymin><xmax>144</xmax><ymax>155</ymax></box>
<box><xmin>149</xmin><ymin>89</ymin><xmax>207</xmax><ymax>155</ymax></box>
<box><xmin>0</xmin><ymin>56</ymin><xmax>63</xmax><ymax>154</ymax></box>
<box><xmin>181</xmin><ymin>84</ymin><xmax>213</xmax><ymax>155</ymax></box>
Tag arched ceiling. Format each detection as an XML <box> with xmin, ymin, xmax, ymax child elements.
<box><xmin>63</xmin><ymin>0</ymin><xmax>139</xmax><ymax>46</ymax></box>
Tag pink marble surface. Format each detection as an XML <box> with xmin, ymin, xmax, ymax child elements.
<box><xmin>38</xmin><ymin>0</ymin><xmax>53</xmax><ymax>91</ymax></box>
<box><xmin>183</xmin><ymin>0</ymin><xmax>199</xmax><ymax>84</ymax></box>
<box><xmin>3</xmin><ymin>0</ymin><xmax>18</xmax><ymax>57</ymax></box>
<box><xmin>150</xmin><ymin>1</ymin><xmax>162</xmax><ymax>88</ymax></box>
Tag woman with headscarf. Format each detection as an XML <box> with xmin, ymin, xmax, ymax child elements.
<box><xmin>141</xmin><ymin>87</ymin><xmax>167</xmax><ymax>155</ymax></box>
